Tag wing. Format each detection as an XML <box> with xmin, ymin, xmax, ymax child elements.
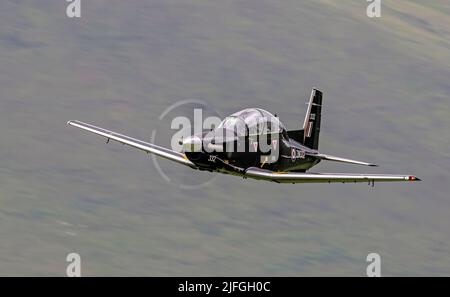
<box><xmin>67</xmin><ymin>120</ymin><xmax>197</xmax><ymax>169</ymax></box>
<box><xmin>245</xmin><ymin>167</ymin><xmax>420</xmax><ymax>184</ymax></box>
<box><xmin>315</xmin><ymin>153</ymin><xmax>378</xmax><ymax>167</ymax></box>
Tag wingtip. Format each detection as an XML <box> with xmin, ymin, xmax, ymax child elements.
<box><xmin>369</xmin><ymin>163</ymin><xmax>379</xmax><ymax>167</ymax></box>
<box><xmin>409</xmin><ymin>176</ymin><xmax>422</xmax><ymax>182</ymax></box>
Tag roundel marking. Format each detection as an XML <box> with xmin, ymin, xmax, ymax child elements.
<box><xmin>291</xmin><ymin>147</ymin><xmax>296</xmax><ymax>162</ymax></box>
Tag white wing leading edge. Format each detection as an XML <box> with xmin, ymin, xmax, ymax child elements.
<box><xmin>245</xmin><ymin>167</ymin><xmax>420</xmax><ymax>184</ymax></box>
<box><xmin>67</xmin><ymin>120</ymin><xmax>197</xmax><ymax>169</ymax></box>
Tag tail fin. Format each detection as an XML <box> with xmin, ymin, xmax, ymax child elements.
<box><xmin>287</xmin><ymin>88</ymin><xmax>323</xmax><ymax>149</ymax></box>
<box><xmin>302</xmin><ymin>88</ymin><xmax>322</xmax><ymax>149</ymax></box>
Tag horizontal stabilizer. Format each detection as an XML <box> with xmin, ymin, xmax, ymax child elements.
<box><xmin>315</xmin><ymin>153</ymin><xmax>378</xmax><ymax>167</ymax></box>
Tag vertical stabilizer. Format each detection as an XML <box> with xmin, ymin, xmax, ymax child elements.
<box><xmin>302</xmin><ymin>88</ymin><xmax>322</xmax><ymax>150</ymax></box>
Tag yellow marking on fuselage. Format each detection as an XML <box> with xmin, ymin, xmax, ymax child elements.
<box><xmin>260</xmin><ymin>157</ymin><xmax>268</xmax><ymax>168</ymax></box>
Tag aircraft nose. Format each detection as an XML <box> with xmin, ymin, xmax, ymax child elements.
<box><xmin>182</xmin><ymin>135</ymin><xmax>202</xmax><ymax>152</ymax></box>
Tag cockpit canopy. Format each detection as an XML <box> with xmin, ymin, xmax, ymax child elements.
<box><xmin>217</xmin><ymin>108</ymin><xmax>285</xmax><ymax>137</ymax></box>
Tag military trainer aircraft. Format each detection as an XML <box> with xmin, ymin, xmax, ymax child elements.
<box><xmin>67</xmin><ymin>88</ymin><xmax>420</xmax><ymax>185</ymax></box>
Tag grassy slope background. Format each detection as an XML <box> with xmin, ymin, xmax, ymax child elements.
<box><xmin>0</xmin><ymin>0</ymin><xmax>449</xmax><ymax>275</ymax></box>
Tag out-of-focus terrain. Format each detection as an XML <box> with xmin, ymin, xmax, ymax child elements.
<box><xmin>0</xmin><ymin>0</ymin><xmax>449</xmax><ymax>275</ymax></box>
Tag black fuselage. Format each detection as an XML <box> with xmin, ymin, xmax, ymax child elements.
<box><xmin>185</xmin><ymin>131</ymin><xmax>320</xmax><ymax>174</ymax></box>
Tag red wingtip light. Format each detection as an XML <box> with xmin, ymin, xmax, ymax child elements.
<box><xmin>409</xmin><ymin>176</ymin><xmax>421</xmax><ymax>181</ymax></box>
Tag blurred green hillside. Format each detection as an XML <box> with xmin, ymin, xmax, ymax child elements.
<box><xmin>0</xmin><ymin>0</ymin><xmax>449</xmax><ymax>275</ymax></box>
